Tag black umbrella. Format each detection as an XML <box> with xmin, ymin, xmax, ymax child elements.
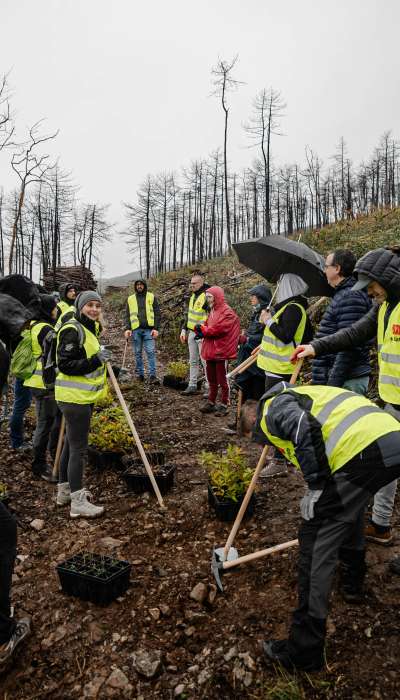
<box><xmin>233</xmin><ymin>236</ymin><xmax>332</xmax><ymax>297</ymax></box>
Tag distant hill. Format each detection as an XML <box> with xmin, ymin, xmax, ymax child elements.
<box><xmin>98</xmin><ymin>269</ymin><xmax>142</xmax><ymax>293</ymax></box>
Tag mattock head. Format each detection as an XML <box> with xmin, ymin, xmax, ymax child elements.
<box><xmin>211</xmin><ymin>549</ymin><xmax>224</xmax><ymax>593</ymax></box>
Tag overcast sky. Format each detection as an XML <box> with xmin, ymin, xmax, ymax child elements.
<box><xmin>1</xmin><ymin>0</ymin><xmax>399</xmax><ymax>279</ymax></box>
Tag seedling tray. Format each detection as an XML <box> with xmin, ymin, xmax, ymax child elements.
<box><xmin>122</xmin><ymin>450</ymin><xmax>166</xmax><ymax>468</ymax></box>
<box><xmin>56</xmin><ymin>552</ymin><xmax>131</xmax><ymax>605</ymax></box>
<box><xmin>88</xmin><ymin>447</ymin><xmax>124</xmax><ymax>470</ymax></box>
<box><xmin>122</xmin><ymin>464</ymin><xmax>175</xmax><ymax>495</ymax></box>
<box><xmin>163</xmin><ymin>375</ymin><xmax>188</xmax><ymax>391</ymax></box>
<box><xmin>207</xmin><ymin>484</ymin><xmax>256</xmax><ymax>522</ymax></box>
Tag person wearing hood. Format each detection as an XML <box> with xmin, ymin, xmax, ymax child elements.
<box><xmin>194</xmin><ymin>286</ymin><xmax>240</xmax><ymax>416</ymax></box>
<box><xmin>124</xmin><ymin>279</ymin><xmax>161</xmax><ymax>384</ymax></box>
<box><xmin>180</xmin><ymin>272</ymin><xmax>210</xmax><ymax>396</ymax></box>
<box><xmin>56</xmin><ymin>283</ymin><xmax>77</xmax><ymax>318</ymax></box>
<box><xmin>55</xmin><ymin>291</ymin><xmax>108</xmax><ymax>518</ymax></box>
<box><xmin>240</xmin><ymin>382</ymin><xmax>400</xmax><ymax>672</ymax></box>
<box><xmin>23</xmin><ymin>294</ymin><xmax>59</xmax><ymax>481</ymax></box>
<box><xmin>293</xmin><ymin>246</ymin><xmax>400</xmax><ymax>566</ymax></box>
<box><xmin>257</xmin><ymin>273</ymin><xmax>314</xmax><ymax>477</ymax></box>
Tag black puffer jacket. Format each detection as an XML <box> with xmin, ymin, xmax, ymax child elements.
<box><xmin>355</xmin><ymin>247</ymin><xmax>400</xmax><ymax>297</ymax></box>
<box><xmin>312</xmin><ymin>277</ymin><xmax>371</xmax><ymax>386</ymax></box>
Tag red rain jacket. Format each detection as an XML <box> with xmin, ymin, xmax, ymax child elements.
<box><xmin>200</xmin><ymin>286</ymin><xmax>240</xmax><ymax>361</ymax></box>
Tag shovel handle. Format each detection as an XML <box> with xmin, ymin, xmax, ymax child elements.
<box><xmin>122</xmin><ymin>339</ymin><xmax>128</xmax><ymax>369</ymax></box>
<box><xmin>52</xmin><ymin>415</ymin><xmax>65</xmax><ymax>478</ymax></box>
<box><xmin>226</xmin><ymin>347</ymin><xmax>260</xmax><ymax>379</ymax></box>
<box><xmin>223</xmin><ymin>539</ymin><xmax>299</xmax><ymax>570</ymax></box>
<box><xmin>106</xmin><ymin>363</ymin><xmax>165</xmax><ymax>508</ymax></box>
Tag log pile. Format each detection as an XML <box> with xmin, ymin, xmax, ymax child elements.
<box><xmin>42</xmin><ymin>266</ymin><xmax>97</xmax><ymax>292</ymax></box>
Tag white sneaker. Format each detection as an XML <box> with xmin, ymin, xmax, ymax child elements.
<box><xmin>56</xmin><ymin>482</ymin><xmax>71</xmax><ymax>506</ymax></box>
<box><xmin>70</xmin><ymin>489</ymin><xmax>104</xmax><ymax>518</ymax></box>
<box><xmin>259</xmin><ymin>460</ymin><xmax>288</xmax><ymax>478</ymax></box>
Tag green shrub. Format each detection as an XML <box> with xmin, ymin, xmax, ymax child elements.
<box><xmin>89</xmin><ymin>407</ymin><xmax>135</xmax><ymax>452</ymax></box>
<box><xmin>166</xmin><ymin>360</ymin><xmax>188</xmax><ymax>379</ymax></box>
<box><xmin>199</xmin><ymin>444</ymin><xmax>253</xmax><ymax>502</ymax></box>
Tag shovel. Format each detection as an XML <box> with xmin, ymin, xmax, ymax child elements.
<box><xmin>52</xmin><ymin>415</ymin><xmax>66</xmax><ymax>478</ymax></box>
<box><xmin>106</xmin><ymin>362</ymin><xmax>165</xmax><ymax>509</ymax></box>
<box><xmin>211</xmin><ymin>359</ymin><xmax>303</xmax><ymax>591</ymax></box>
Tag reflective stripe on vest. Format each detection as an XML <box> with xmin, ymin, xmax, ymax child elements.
<box><xmin>377</xmin><ymin>302</ymin><xmax>400</xmax><ymax>403</ymax></box>
<box><xmin>23</xmin><ymin>321</ymin><xmax>48</xmax><ymax>390</ymax></box>
<box><xmin>187</xmin><ymin>292</ymin><xmax>208</xmax><ymax>330</ymax></box>
<box><xmin>128</xmin><ymin>292</ymin><xmax>155</xmax><ymax>330</ymax></box>
<box><xmin>55</xmin><ymin>320</ymin><xmax>106</xmax><ymax>405</ymax></box>
<box><xmin>57</xmin><ymin>301</ymin><xmax>70</xmax><ymax>315</ymax></box>
<box><xmin>257</xmin><ymin>303</ymin><xmax>307</xmax><ymax>375</ymax></box>
<box><xmin>260</xmin><ymin>385</ymin><xmax>399</xmax><ymax>473</ymax></box>
<box><xmin>55</xmin><ymin>307</ymin><xmax>76</xmax><ymax>332</ymax></box>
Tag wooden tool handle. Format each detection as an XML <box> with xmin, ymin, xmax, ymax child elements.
<box><xmin>223</xmin><ymin>538</ymin><xmax>299</xmax><ymax>570</ymax></box>
<box><xmin>289</xmin><ymin>358</ymin><xmax>303</xmax><ymax>384</ymax></box>
<box><xmin>106</xmin><ymin>363</ymin><xmax>165</xmax><ymax>508</ymax></box>
<box><xmin>52</xmin><ymin>415</ymin><xmax>65</xmax><ymax>478</ymax></box>
<box><xmin>222</xmin><ymin>444</ymin><xmax>270</xmax><ymax>561</ymax></box>
<box><xmin>226</xmin><ymin>346</ymin><xmax>260</xmax><ymax>379</ymax></box>
<box><xmin>122</xmin><ymin>339</ymin><xmax>128</xmax><ymax>368</ymax></box>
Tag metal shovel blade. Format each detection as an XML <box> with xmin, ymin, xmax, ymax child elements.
<box><xmin>211</xmin><ymin>547</ymin><xmax>239</xmax><ymax>593</ymax></box>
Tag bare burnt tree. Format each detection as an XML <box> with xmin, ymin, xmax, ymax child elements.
<box><xmin>211</xmin><ymin>55</ymin><xmax>242</xmax><ymax>249</ymax></box>
<box><xmin>9</xmin><ymin>121</ymin><xmax>58</xmax><ymax>273</ymax></box>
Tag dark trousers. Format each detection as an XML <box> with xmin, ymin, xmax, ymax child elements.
<box><xmin>58</xmin><ymin>402</ymin><xmax>93</xmax><ymax>492</ymax></box>
<box><xmin>206</xmin><ymin>360</ymin><xmax>229</xmax><ymax>405</ymax></box>
<box><xmin>9</xmin><ymin>379</ymin><xmax>32</xmax><ymax>448</ymax></box>
<box><xmin>287</xmin><ymin>443</ymin><xmax>400</xmax><ymax>664</ymax></box>
<box><xmin>31</xmin><ymin>390</ymin><xmax>58</xmax><ymax>472</ymax></box>
<box><xmin>0</xmin><ymin>503</ymin><xmax>17</xmax><ymax>644</ymax></box>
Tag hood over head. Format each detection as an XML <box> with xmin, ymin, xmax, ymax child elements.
<box><xmin>249</xmin><ymin>284</ymin><xmax>272</xmax><ymax>305</ymax></box>
<box><xmin>134</xmin><ymin>278</ymin><xmax>148</xmax><ymax>293</ymax></box>
<box><xmin>59</xmin><ymin>282</ymin><xmax>78</xmax><ymax>302</ymax></box>
<box><xmin>353</xmin><ymin>247</ymin><xmax>400</xmax><ymax>299</ymax></box>
<box><xmin>275</xmin><ymin>274</ymin><xmax>308</xmax><ymax>304</ymax></box>
<box><xmin>39</xmin><ymin>293</ymin><xmax>57</xmax><ymax>324</ymax></box>
<box><xmin>206</xmin><ymin>285</ymin><xmax>226</xmax><ymax>309</ymax></box>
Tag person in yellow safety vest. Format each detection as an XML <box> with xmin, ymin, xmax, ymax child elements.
<box><xmin>257</xmin><ymin>273</ymin><xmax>313</xmax><ymax>477</ymax></box>
<box><xmin>56</xmin><ymin>282</ymin><xmax>78</xmax><ymax>320</ymax></box>
<box><xmin>23</xmin><ymin>294</ymin><xmax>59</xmax><ymax>482</ymax></box>
<box><xmin>240</xmin><ymin>383</ymin><xmax>400</xmax><ymax>672</ymax></box>
<box><xmin>55</xmin><ymin>290</ymin><xmax>109</xmax><ymax>518</ymax></box>
<box><xmin>293</xmin><ymin>245</ymin><xmax>400</xmax><ymax>569</ymax></box>
<box><xmin>124</xmin><ymin>279</ymin><xmax>161</xmax><ymax>384</ymax></box>
<box><xmin>180</xmin><ymin>273</ymin><xmax>210</xmax><ymax>396</ymax></box>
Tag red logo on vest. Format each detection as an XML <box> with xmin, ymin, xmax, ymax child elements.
<box><xmin>392</xmin><ymin>324</ymin><xmax>400</xmax><ymax>335</ymax></box>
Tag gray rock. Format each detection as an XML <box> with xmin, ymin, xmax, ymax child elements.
<box><xmin>30</xmin><ymin>519</ymin><xmax>45</xmax><ymax>531</ymax></box>
<box><xmin>99</xmin><ymin>537</ymin><xmax>123</xmax><ymax>548</ymax></box>
<box><xmin>190</xmin><ymin>582</ymin><xmax>208</xmax><ymax>604</ymax></box>
<box><xmin>174</xmin><ymin>684</ymin><xmax>185</xmax><ymax>696</ymax></box>
<box><xmin>103</xmin><ymin>668</ymin><xmax>133</xmax><ymax>697</ymax></box>
<box><xmin>131</xmin><ymin>648</ymin><xmax>162</xmax><ymax>678</ymax></box>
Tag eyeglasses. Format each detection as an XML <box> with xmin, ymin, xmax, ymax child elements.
<box><xmin>324</xmin><ymin>263</ymin><xmax>335</xmax><ymax>269</ymax></box>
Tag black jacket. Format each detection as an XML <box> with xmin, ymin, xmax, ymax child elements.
<box><xmin>269</xmin><ymin>296</ymin><xmax>314</xmax><ymax>345</ymax></box>
<box><xmin>354</xmin><ymin>247</ymin><xmax>400</xmax><ymax>297</ymax></box>
<box><xmin>57</xmin><ymin>313</ymin><xmax>102</xmax><ymax>377</ymax></box>
<box><xmin>124</xmin><ymin>279</ymin><xmax>161</xmax><ymax>331</ymax></box>
<box><xmin>312</xmin><ymin>277</ymin><xmax>371</xmax><ymax>386</ymax></box>
<box><xmin>257</xmin><ymin>387</ymin><xmax>331</xmax><ymax>487</ymax></box>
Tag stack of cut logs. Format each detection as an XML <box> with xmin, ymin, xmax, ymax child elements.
<box><xmin>42</xmin><ymin>266</ymin><xmax>97</xmax><ymax>292</ymax></box>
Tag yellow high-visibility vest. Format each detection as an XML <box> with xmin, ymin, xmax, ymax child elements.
<box><xmin>257</xmin><ymin>303</ymin><xmax>307</xmax><ymax>375</ymax></box>
<box><xmin>187</xmin><ymin>292</ymin><xmax>208</xmax><ymax>330</ymax></box>
<box><xmin>23</xmin><ymin>322</ymin><xmax>49</xmax><ymax>390</ymax></box>
<box><xmin>127</xmin><ymin>292</ymin><xmax>155</xmax><ymax>330</ymax></box>
<box><xmin>57</xmin><ymin>301</ymin><xmax>70</xmax><ymax>315</ymax></box>
<box><xmin>260</xmin><ymin>385</ymin><xmax>399</xmax><ymax>473</ymax></box>
<box><xmin>55</xmin><ymin>307</ymin><xmax>75</xmax><ymax>332</ymax></box>
<box><xmin>377</xmin><ymin>301</ymin><xmax>400</xmax><ymax>404</ymax></box>
<box><xmin>55</xmin><ymin>320</ymin><xmax>106</xmax><ymax>405</ymax></box>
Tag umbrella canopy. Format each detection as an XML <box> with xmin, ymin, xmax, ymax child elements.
<box><xmin>233</xmin><ymin>236</ymin><xmax>332</xmax><ymax>297</ymax></box>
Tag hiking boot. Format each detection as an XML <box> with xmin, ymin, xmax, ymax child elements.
<box><xmin>11</xmin><ymin>441</ymin><xmax>32</xmax><ymax>452</ymax></box>
<box><xmin>214</xmin><ymin>403</ymin><xmax>229</xmax><ymax>417</ymax></box>
<box><xmin>365</xmin><ymin>522</ymin><xmax>393</xmax><ymax>546</ymax></box>
<box><xmin>0</xmin><ymin>618</ymin><xmax>31</xmax><ymax>667</ymax></box>
<box><xmin>199</xmin><ymin>401</ymin><xmax>216</xmax><ymax>414</ymax></box>
<box><xmin>262</xmin><ymin>639</ymin><xmax>324</xmax><ymax>672</ymax></box>
<box><xmin>32</xmin><ymin>465</ymin><xmax>57</xmax><ymax>483</ymax></box>
<box><xmin>149</xmin><ymin>376</ymin><xmax>160</xmax><ymax>385</ymax></box>
<box><xmin>259</xmin><ymin>459</ymin><xmax>288</xmax><ymax>478</ymax></box>
<box><xmin>56</xmin><ymin>482</ymin><xmax>71</xmax><ymax>506</ymax></box>
<box><xmin>182</xmin><ymin>385</ymin><xmax>198</xmax><ymax>395</ymax></box>
<box><xmin>389</xmin><ymin>556</ymin><xmax>400</xmax><ymax>575</ymax></box>
<box><xmin>136</xmin><ymin>375</ymin><xmax>145</xmax><ymax>382</ymax></box>
<box><xmin>70</xmin><ymin>489</ymin><xmax>104</xmax><ymax>518</ymax></box>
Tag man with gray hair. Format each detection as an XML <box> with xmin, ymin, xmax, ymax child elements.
<box><xmin>180</xmin><ymin>273</ymin><xmax>209</xmax><ymax>395</ymax></box>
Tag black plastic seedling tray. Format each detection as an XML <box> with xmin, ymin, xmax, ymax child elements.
<box><xmin>87</xmin><ymin>447</ymin><xmax>124</xmax><ymax>470</ymax></box>
<box><xmin>56</xmin><ymin>553</ymin><xmax>131</xmax><ymax>605</ymax></box>
<box><xmin>122</xmin><ymin>463</ymin><xmax>175</xmax><ymax>495</ymax></box>
<box><xmin>207</xmin><ymin>484</ymin><xmax>256</xmax><ymax>522</ymax></box>
<box><xmin>162</xmin><ymin>375</ymin><xmax>188</xmax><ymax>391</ymax></box>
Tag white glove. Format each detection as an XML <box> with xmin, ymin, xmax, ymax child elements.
<box><xmin>300</xmin><ymin>488</ymin><xmax>323</xmax><ymax>521</ymax></box>
<box><xmin>97</xmin><ymin>348</ymin><xmax>112</xmax><ymax>363</ymax></box>
<box><xmin>179</xmin><ymin>330</ymin><xmax>187</xmax><ymax>344</ymax></box>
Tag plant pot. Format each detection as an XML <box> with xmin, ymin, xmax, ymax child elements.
<box><xmin>122</xmin><ymin>463</ymin><xmax>175</xmax><ymax>495</ymax></box>
<box><xmin>121</xmin><ymin>450</ymin><xmax>166</xmax><ymax>469</ymax></box>
<box><xmin>163</xmin><ymin>375</ymin><xmax>188</xmax><ymax>391</ymax></box>
<box><xmin>56</xmin><ymin>552</ymin><xmax>131</xmax><ymax>605</ymax></box>
<box><xmin>207</xmin><ymin>484</ymin><xmax>256</xmax><ymax>522</ymax></box>
<box><xmin>88</xmin><ymin>447</ymin><xmax>124</xmax><ymax>470</ymax></box>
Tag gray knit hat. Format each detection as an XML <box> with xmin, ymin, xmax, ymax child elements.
<box><xmin>75</xmin><ymin>290</ymin><xmax>102</xmax><ymax>313</ymax></box>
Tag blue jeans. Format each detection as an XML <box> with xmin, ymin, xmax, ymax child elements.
<box><xmin>9</xmin><ymin>378</ymin><xmax>32</xmax><ymax>448</ymax></box>
<box><xmin>131</xmin><ymin>329</ymin><xmax>156</xmax><ymax>377</ymax></box>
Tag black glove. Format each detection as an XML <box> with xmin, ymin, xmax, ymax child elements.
<box><xmin>194</xmin><ymin>324</ymin><xmax>204</xmax><ymax>338</ymax></box>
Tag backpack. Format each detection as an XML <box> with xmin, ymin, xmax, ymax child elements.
<box><xmin>10</xmin><ymin>327</ymin><xmax>37</xmax><ymax>380</ymax></box>
<box><xmin>43</xmin><ymin>319</ymin><xmax>86</xmax><ymax>390</ymax></box>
